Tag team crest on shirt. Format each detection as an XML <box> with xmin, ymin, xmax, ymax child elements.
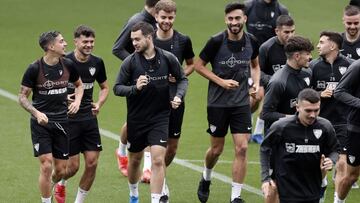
<box><xmin>89</xmin><ymin>67</ymin><xmax>96</xmax><ymax>76</ymax></box>
<box><xmin>313</xmin><ymin>129</ymin><xmax>322</xmax><ymax>139</ymax></box>
<box><xmin>356</xmin><ymin>48</ymin><xmax>360</xmax><ymax>56</ymax></box>
<box><xmin>339</xmin><ymin>66</ymin><xmax>347</xmax><ymax>75</ymax></box>
<box><xmin>348</xmin><ymin>155</ymin><xmax>356</xmax><ymax>164</ymax></box>
<box><xmin>303</xmin><ymin>77</ymin><xmax>310</xmax><ymax>86</ymax></box>
<box><xmin>34</xmin><ymin>143</ymin><xmax>39</xmax><ymax>152</ymax></box>
<box><xmin>209</xmin><ymin>124</ymin><xmax>217</xmax><ymax>133</ymax></box>
<box><xmin>285</xmin><ymin>143</ymin><xmax>296</xmax><ymax>153</ymax></box>
<box><xmin>270</xmin><ymin>11</ymin><xmax>275</xmax><ymax>18</ymax></box>
<box><xmin>59</xmin><ymin>70</ymin><xmax>63</xmax><ymax>76</ymax></box>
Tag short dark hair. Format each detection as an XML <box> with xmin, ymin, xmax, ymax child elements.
<box><xmin>39</xmin><ymin>30</ymin><xmax>61</xmax><ymax>51</ymax></box>
<box><xmin>284</xmin><ymin>36</ymin><xmax>314</xmax><ymax>57</ymax></box>
<box><xmin>344</xmin><ymin>5</ymin><xmax>360</xmax><ymax>16</ymax></box>
<box><xmin>276</xmin><ymin>15</ymin><xmax>294</xmax><ymax>27</ymax></box>
<box><xmin>131</xmin><ymin>21</ymin><xmax>154</xmax><ymax>37</ymax></box>
<box><xmin>155</xmin><ymin>0</ymin><xmax>176</xmax><ymax>13</ymax></box>
<box><xmin>320</xmin><ymin>31</ymin><xmax>343</xmax><ymax>50</ymax></box>
<box><xmin>225</xmin><ymin>1</ymin><xmax>245</xmax><ymax>14</ymax></box>
<box><xmin>145</xmin><ymin>0</ymin><xmax>160</xmax><ymax>7</ymax></box>
<box><xmin>297</xmin><ymin>88</ymin><xmax>320</xmax><ymax>104</ymax></box>
<box><xmin>74</xmin><ymin>25</ymin><xmax>95</xmax><ymax>38</ymax></box>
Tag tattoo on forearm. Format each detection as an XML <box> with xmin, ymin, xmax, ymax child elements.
<box><xmin>18</xmin><ymin>86</ymin><xmax>36</xmax><ymax>114</ymax></box>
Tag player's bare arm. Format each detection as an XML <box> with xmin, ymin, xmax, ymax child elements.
<box><xmin>18</xmin><ymin>85</ymin><xmax>48</xmax><ymax>125</ymax></box>
<box><xmin>92</xmin><ymin>81</ymin><xmax>109</xmax><ymax>115</ymax></box>
<box><xmin>68</xmin><ymin>78</ymin><xmax>83</xmax><ymax>115</ymax></box>
<box><xmin>195</xmin><ymin>58</ymin><xmax>239</xmax><ymax>90</ymax></box>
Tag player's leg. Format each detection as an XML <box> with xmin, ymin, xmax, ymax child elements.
<box><xmin>149</xmin><ymin>145</ymin><xmax>167</xmax><ymax>203</ymax></box>
<box><xmin>31</xmin><ymin>119</ymin><xmax>55</xmax><ymax>202</ymax></box>
<box><xmin>74</xmin><ymin>118</ymin><xmax>102</xmax><ymax>203</ymax></box>
<box><xmin>141</xmin><ymin>146</ymin><xmax>152</xmax><ymax>183</ymax></box>
<box><xmin>336</xmin><ymin>130</ymin><xmax>360</xmax><ymax>202</ymax></box>
<box><xmin>165</xmin><ymin>103</ymin><xmax>185</xmax><ymax>166</ymax></box>
<box><xmin>116</xmin><ymin>122</ymin><xmax>129</xmax><ymax>176</ymax></box>
<box><xmin>229</xmin><ymin>105</ymin><xmax>252</xmax><ymax>202</ymax></box>
<box><xmin>73</xmin><ymin>151</ymin><xmax>99</xmax><ymax>203</ymax></box>
<box><xmin>38</xmin><ymin>153</ymin><xmax>54</xmax><ymax>202</ymax></box>
<box><xmin>198</xmin><ymin>107</ymin><xmax>228</xmax><ymax>202</ymax></box>
<box><xmin>250</xmin><ymin>86</ymin><xmax>265</xmax><ymax>144</ymax></box>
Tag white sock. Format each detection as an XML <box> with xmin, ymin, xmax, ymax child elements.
<box><xmin>41</xmin><ymin>197</ymin><xmax>52</xmax><ymax>203</ymax></box>
<box><xmin>151</xmin><ymin>193</ymin><xmax>162</xmax><ymax>203</ymax></box>
<box><xmin>143</xmin><ymin>151</ymin><xmax>151</xmax><ymax>171</ymax></box>
<box><xmin>118</xmin><ymin>141</ymin><xmax>127</xmax><ymax>156</ymax></box>
<box><xmin>231</xmin><ymin>182</ymin><xmax>243</xmax><ymax>201</ymax></box>
<box><xmin>334</xmin><ymin>192</ymin><xmax>345</xmax><ymax>203</ymax></box>
<box><xmin>321</xmin><ymin>176</ymin><xmax>328</xmax><ymax>187</ymax></box>
<box><xmin>74</xmin><ymin>187</ymin><xmax>88</xmax><ymax>203</ymax></box>
<box><xmin>128</xmin><ymin>182</ymin><xmax>139</xmax><ymax>197</ymax></box>
<box><xmin>253</xmin><ymin>117</ymin><xmax>264</xmax><ymax>135</ymax></box>
<box><xmin>161</xmin><ymin>178</ymin><xmax>169</xmax><ymax>196</ymax></box>
<box><xmin>203</xmin><ymin>166</ymin><xmax>212</xmax><ymax>181</ymax></box>
<box><xmin>58</xmin><ymin>179</ymin><xmax>67</xmax><ymax>186</ymax></box>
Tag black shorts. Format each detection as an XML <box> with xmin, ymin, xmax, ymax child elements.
<box><xmin>207</xmin><ymin>106</ymin><xmax>252</xmax><ymax>137</ymax></box>
<box><xmin>169</xmin><ymin>102</ymin><xmax>185</xmax><ymax>139</ymax></box>
<box><xmin>334</xmin><ymin>124</ymin><xmax>348</xmax><ymax>154</ymax></box>
<box><xmin>68</xmin><ymin>118</ymin><xmax>102</xmax><ymax>156</ymax></box>
<box><xmin>346</xmin><ymin>130</ymin><xmax>360</xmax><ymax>166</ymax></box>
<box><xmin>30</xmin><ymin>119</ymin><xmax>69</xmax><ymax>160</ymax></box>
<box><xmin>127</xmin><ymin>120</ymin><xmax>168</xmax><ymax>153</ymax></box>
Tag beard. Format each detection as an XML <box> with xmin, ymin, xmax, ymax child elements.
<box><xmin>227</xmin><ymin>23</ymin><xmax>243</xmax><ymax>35</ymax></box>
<box><xmin>347</xmin><ymin>28</ymin><xmax>358</xmax><ymax>37</ymax></box>
<box><xmin>158</xmin><ymin>22</ymin><xmax>173</xmax><ymax>32</ymax></box>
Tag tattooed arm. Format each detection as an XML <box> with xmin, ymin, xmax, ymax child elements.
<box><xmin>18</xmin><ymin>85</ymin><xmax>48</xmax><ymax>125</ymax></box>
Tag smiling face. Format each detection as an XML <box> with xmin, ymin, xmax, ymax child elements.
<box><xmin>74</xmin><ymin>35</ymin><xmax>95</xmax><ymax>56</ymax></box>
<box><xmin>225</xmin><ymin>9</ymin><xmax>246</xmax><ymax>35</ymax></box>
<box><xmin>155</xmin><ymin>10</ymin><xmax>176</xmax><ymax>32</ymax></box>
<box><xmin>343</xmin><ymin>13</ymin><xmax>360</xmax><ymax>38</ymax></box>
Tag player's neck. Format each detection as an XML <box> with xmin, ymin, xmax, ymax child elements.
<box><xmin>287</xmin><ymin>59</ymin><xmax>301</xmax><ymax>70</ymax></box>
<box><xmin>324</xmin><ymin>51</ymin><xmax>338</xmax><ymax>65</ymax></box>
<box><xmin>43</xmin><ymin>54</ymin><xmax>60</xmax><ymax>66</ymax></box>
<box><xmin>74</xmin><ymin>50</ymin><xmax>90</xmax><ymax>63</ymax></box>
<box><xmin>346</xmin><ymin>32</ymin><xmax>360</xmax><ymax>42</ymax></box>
<box><xmin>156</xmin><ymin>29</ymin><xmax>173</xmax><ymax>40</ymax></box>
<box><xmin>145</xmin><ymin>6</ymin><xmax>156</xmax><ymax>17</ymax></box>
<box><xmin>227</xmin><ymin>30</ymin><xmax>243</xmax><ymax>41</ymax></box>
<box><xmin>143</xmin><ymin>44</ymin><xmax>156</xmax><ymax>59</ymax></box>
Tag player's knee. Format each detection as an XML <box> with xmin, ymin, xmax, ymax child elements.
<box><xmin>210</xmin><ymin>146</ymin><xmax>224</xmax><ymax>157</ymax></box>
<box><xmin>85</xmin><ymin>157</ymin><xmax>98</xmax><ymax>171</ymax></box>
<box><xmin>235</xmin><ymin>145</ymin><xmax>248</xmax><ymax>157</ymax></box>
<box><xmin>152</xmin><ymin>156</ymin><xmax>165</xmax><ymax>168</ymax></box>
<box><xmin>336</xmin><ymin>159</ymin><xmax>347</xmax><ymax>172</ymax></box>
<box><xmin>40</xmin><ymin>161</ymin><xmax>53</xmax><ymax>176</ymax></box>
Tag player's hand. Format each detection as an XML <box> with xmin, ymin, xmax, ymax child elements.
<box><xmin>91</xmin><ymin>102</ymin><xmax>100</xmax><ymax>116</ymax></box>
<box><xmin>67</xmin><ymin>93</ymin><xmax>75</xmax><ymax>104</ymax></box>
<box><xmin>261</xmin><ymin>180</ymin><xmax>277</xmax><ymax>198</ymax></box>
<box><xmin>320</xmin><ymin>89</ymin><xmax>333</xmax><ymax>98</ymax></box>
<box><xmin>320</xmin><ymin>154</ymin><xmax>333</xmax><ymax>171</ymax></box>
<box><xmin>168</xmin><ymin>74</ymin><xmax>176</xmax><ymax>83</ymax></box>
<box><xmin>35</xmin><ymin>111</ymin><xmax>48</xmax><ymax>126</ymax></box>
<box><xmin>249</xmin><ymin>83</ymin><xmax>259</xmax><ymax>98</ymax></box>
<box><xmin>136</xmin><ymin>75</ymin><xmax>149</xmax><ymax>90</ymax></box>
<box><xmin>220</xmin><ymin>79</ymin><xmax>239</xmax><ymax>90</ymax></box>
<box><xmin>68</xmin><ymin>100</ymin><xmax>80</xmax><ymax>115</ymax></box>
<box><xmin>171</xmin><ymin>96</ymin><xmax>182</xmax><ymax>109</ymax></box>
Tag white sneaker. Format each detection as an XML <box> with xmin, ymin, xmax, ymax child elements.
<box><xmin>352</xmin><ymin>182</ymin><xmax>359</xmax><ymax>189</ymax></box>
